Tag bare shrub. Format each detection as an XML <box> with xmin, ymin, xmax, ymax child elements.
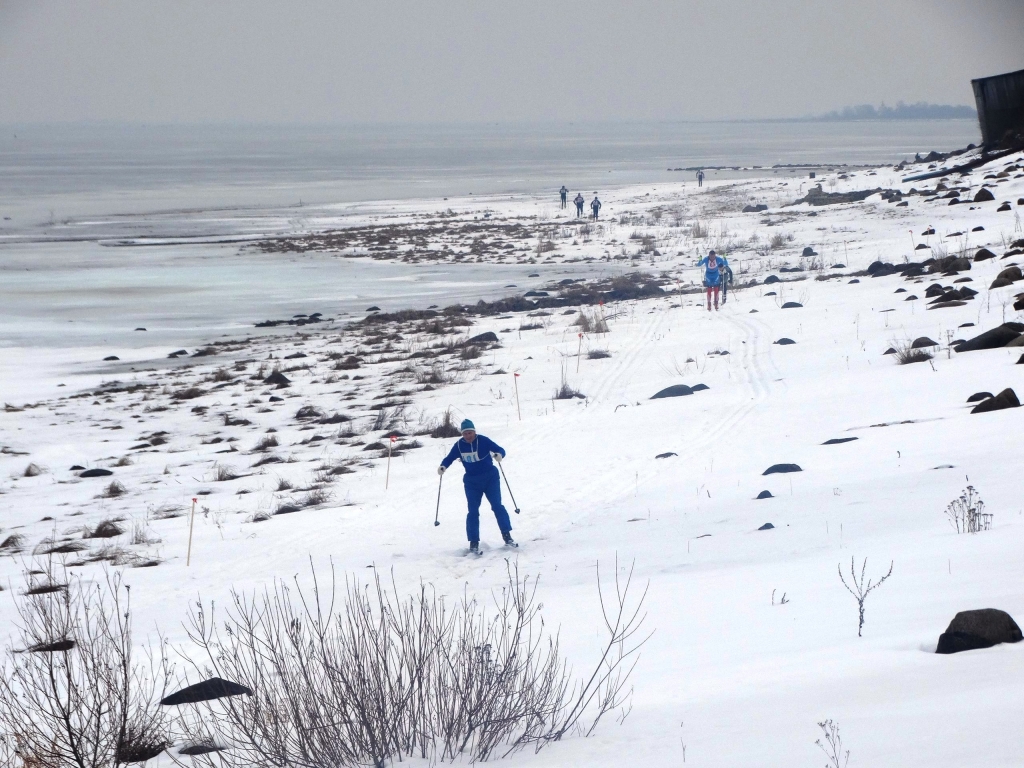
<box><xmin>945</xmin><ymin>485</ymin><xmax>991</xmax><ymax>533</ymax></box>
<box><xmin>416</xmin><ymin>365</ymin><xmax>454</xmax><ymax>386</ymax></box>
<box><xmin>115</xmin><ymin>456</ymin><xmax>133</xmax><ymax>467</ymax></box>
<box><xmin>816</xmin><ymin>719</ymin><xmax>850</xmax><ymax>768</ymax></box>
<box><xmin>892</xmin><ymin>340</ymin><xmax>932</xmax><ymax>365</ymax></box>
<box><xmin>104</xmin><ymin>481</ymin><xmax>127</xmax><ymax>498</ymax></box>
<box><xmin>178</xmin><ymin>559</ymin><xmax>649</xmax><ymax>767</ymax></box>
<box><xmin>459</xmin><ymin>345</ymin><xmax>483</xmax><ymax>360</ymax></box>
<box><xmin>275</xmin><ymin>476</ymin><xmax>293</xmax><ymax>492</ymax></box>
<box><xmin>429</xmin><ymin>408</ymin><xmax>462</xmax><ymax>439</ymax></box>
<box><xmin>214</xmin><ymin>464</ymin><xmax>240</xmax><ymax>482</ymax></box>
<box><xmin>838</xmin><ymin>557</ymin><xmax>893</xmax><ymax>637</ymax></box>
<box><xmin>152</xmin><ymin>504</ymin><xmax>184</xmax><ymax>520</ymax></box>
<box><xmin>0</xmin><ymin>566</ymin><xmax>173</xmax><ymax>768</ymax></box>
<box><xmin>301</xmin><ymin>487</ymin><xmax>333</xmax><ymax>507</ymax></box>
<box><xmin>691</xmin><ymin>221</ymin><xmax>708</xmax><ymax>239</ymax></box>
<box><xmin>295</xmin><ymin>405</ymin><xmax>324</xmax><ymax>421</ymax></box>
<box><xmin>0</xmin><ymin>534</ymin><xmax>25</xmax><ymax>553</ymax></box>
<box><xmin>131</xmin><ymin>518</ymin><xmax>161</xmax><ymax>546</ymax></box>
<box><xmin>553</xmin><ymin>365</ymin><xmax>585</xmax><ymax>400</ymax></box>
<box><xmin>253</xmin><ymin>435</ymin><xmax>279</xmax><ymax>452</ymax></box>
<box><xmin>371</xmin><ymin>406</ymin><xmax>406</xmax><ymax>432</ymax></box>
<box><xmin>769</xmin><ymin>232</ymin><xmax>787</xmax><ymax>250</ymax></box>
<box><xmin>85</xmin><ymin>519</ymin><xmax>124</xmax><ymax>539</ymax></box>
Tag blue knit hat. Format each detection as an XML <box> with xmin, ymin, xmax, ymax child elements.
<box><xmin>460</xmin><ymin>419</ymin><xmax>475</xmax><ymax>432</ymax></box>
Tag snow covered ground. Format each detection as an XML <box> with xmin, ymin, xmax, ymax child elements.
<box><xmin>2</xmin><ymin>150</ymin><xmax>1023</xmax><ymax>766</ymax></box>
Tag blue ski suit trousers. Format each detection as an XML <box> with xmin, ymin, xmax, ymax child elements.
<box><xmin>464</xmin><ymin>467</ymin><xmax>512</xmax><ymax>542</ymax></box>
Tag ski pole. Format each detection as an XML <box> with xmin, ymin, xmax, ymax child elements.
<box><xmin>434</xmin><ymin>474</ymin><xmax>443</xmax><ymax>526</ymax></box>
<box><xmin>498</xmin><ymin>463</ymin><xmax>521</xmax><ymax>515</ymax></box>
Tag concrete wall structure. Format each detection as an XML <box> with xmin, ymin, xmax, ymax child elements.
<box><xmin>972</xmin><ymin>68</ymin><xmax>1024</xmax><ymax>147</ymax></box>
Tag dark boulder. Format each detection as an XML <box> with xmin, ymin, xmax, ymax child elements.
<box><xmin>883</xmin><ymin>347</ymin><xmax>897</xmax><ymax>355</ymax></box>
<box><xmin>955</xmin><ymin>323</ymin><xmax>1023</xmax><ymax>352</ymax></box>
<box><xmin>691</xmin><ymin>383</ymin><xmax>710</xmax><ymax>391</ymax></box>
<box><xmin>756</xmin><ymin>490</ymin><xmax>773</xmax><ymax>499</ymax></box>
<box><xmin>283</xmin><ymin>352</ymin><xmax>307</xmax><ymax>360</ymax></box>
<box><xmin>168</xmin><ymin>349</ymin><xmax>188</xmax><ymax>358</ymax></box>
<box><xmin>924</xmin><ymin>284</ymin><xmax>946</xmax><ymax>298</ymax></box>
<box><xmin>915</xmin><ymin>243</ymin><xmax>930</xmax><ymax>250</ymax></box>
<box><xmin>655</xmin><ymin>452</ymin><xmax>678</xmax><ymax>459</ymax></box>
<box><xmin>998</xmin><ymin>203</ymin><xmax>1012</xmax><ymax>212</ymax></box>
<box><xmin>974</xmin><ymin>248</ymin><xmax>996</xmax><ymax>262</ymax></box>
<box><xmin>365</xmin><ymin>306</ymin><xmax>380</xmax><ymax>311</ymax></box>
<box><xmin>79</xmin><ymin>468</ymin><xmax>113</xmax><ymax>478</ymax></box>
<box><xmin>651</xmin><ymin>384</ymin><xmax>693</xmax><ymax>399</ymax></box>
<box><xmin>758</xmin><ymin>523</ymin><xmax>775</xmax><ymax>530</ymax></box>
<box><xmin>822</xmin><ymin>437</ymin><xmax>858</xmax><ymax>445</ymax></box>
<box><xmin>997</xmin><ymin>266</ymin><xmax>1022</xmax><ymax>282</ymax></box>
<box><xmin>904</xmin><ymin>295</ymin><xmax>918</xmax><ymax>301</ymax></box>
<box><xmin>895</xmin><ymin>288</ymin><xmax>907</xmax><ymax>293</ymax></box>
<box><xmin>264</xmin><ymin>371</ymin><xmax>291</xmax><ymax>387</ymax></box>
<box><xmin>972</xmin><ymin>226</ymin><xmax>984</xmax><ymax>232</ymax></box>
<box><xmin>971</xmin><ymin>388</ymin><xmax>1020</xmax><ymax>414</ymax></box>
<box><xmin>973</xmin><ymin>188</ymin><xmax>995</xmax><ymax>202</ymax></box>
<box><xmin>781</xmin><ymin>302</ymin><xmax>803</xmax><ymax>309</ymax></box>
<box><xmin>742</xmin><ymin>203</ymin><xmax>768</xmax><ymax>213</ymax></box>
<box><xmin>268</xmin><ymin>395</ymin><xmax>284</xmax><ymax>402</ymax></box>
<box><xmin>774</xmin><ymin>338</ymin><xmax>796</xmax><ymax>345</ymax></box>
<box><xmin>991</xmin><ymin>277</ymin><xmax>1014</xmax><ymax>289</ymax></box>
<box><xmin>911</xmin><ymin>337</ymin><xmax>938</xmax><ymax>349</ymax></box>
<box><xmin>763</xmin><ymin>463</ymin><xmax>802</xmax><ymax>475</ymax></box>
<box><xmin>69</xmin><ymin>464</ymin><xmax>85</xmax><ymax>470</ymax></box>
<box><xmin>466</xmin><ymin>331</ymin><xmax>499</xmax><ymax>344</ymax></box>
<box><xmin>161</xmin><ymin>677</ymin><xmax>254</xmax><ymax>706</ymax></box>
<box><xmin>936</xmin><ymin>609</ymin><xmax>1022</xmax><ymax>654</ymax></box>
<box><xmin>1018</xmin><ymin>354</ymin><xmax>1024</xmax><ymax>364</ymax></box>
<box><xmin>103</xmin><ymin>355</ymin><xmax>120</xmax><ymax>361</ymax></box>
<box><xmin>801</xmin><ymin>246</ymin><xmax>817</xmax><ymax>256</ymax></box>
<box><xmin>966</xmin><ymin>392</ymin><xmax>993</xmax><ymax>403</ymax></box>
<box><xmin>764</xmin><ymin>275</ymin><xmax>781</xmax><ymax>285</ymax></box>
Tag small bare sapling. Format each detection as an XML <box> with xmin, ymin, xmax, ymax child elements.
<box><xmin>838</xmin><ymin>556</ymin><xmax>893</xmax><ymax>637</ymax></box>
<box><xmin>945</xmin><ymin>485</ymin><xmax>991</xmax><ymax>534</ymax></box>
<box><xmin>815</xmin><ymin>719</ymin><xmax>849</xmax><ymax>768</ymax></box>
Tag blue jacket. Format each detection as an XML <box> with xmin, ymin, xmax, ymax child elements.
<box><xmin>697</xmin><ymin>255</ymin><xmax>727</xmax><ymax>286</ymax></box>
<box><xmin>441</xmin><ymin>435</ymin><xmax>505</xmax><ymax>477</ymax></box>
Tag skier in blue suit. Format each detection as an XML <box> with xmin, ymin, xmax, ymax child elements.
<box><xmin>696</xmin><ymin>250</ymin><xmax>727</xmax><ymax>312</ymax></box>
<box><xmin>438</xmin><ymin>419</ymin><xmax>515</xmax><ymax>554</ymax></box>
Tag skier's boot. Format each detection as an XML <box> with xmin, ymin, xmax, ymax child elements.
<box><xmin>502</xmin><ymin>531</ymin><xmax>518</xmax><ymax>548</ymax></box>
<box><xmin>469</xmin><ymin>541</ymin><xmax>481</xmax><ymax>556</ymax></box>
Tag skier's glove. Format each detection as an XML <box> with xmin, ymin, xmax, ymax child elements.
<box><xmin>437</xmin><ymin>465</ymin><xmax>446</xmax><ymax>476</ymax></box>
<box><xmin>491</xmin><ymin>453</ymin><xmax>503</xmax><ymax>464</ymax></box>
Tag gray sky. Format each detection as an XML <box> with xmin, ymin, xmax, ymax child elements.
<box><xmin>1</xmin><ymin>0</ymin><xmax>1021</xmax><ymax>124</ymax></box>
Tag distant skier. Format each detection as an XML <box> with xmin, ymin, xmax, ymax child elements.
<box><xmin>574</xmin><ymin>193</ymin><xmax>585</xmax><ymax>217</ymax></box>
<box><xmin>696</xmin><ymin>169</ymin><xmax>705</xmax><ymax>187</ymax></box>
<box><xmin>559</xmin><ymin>185</ymin><xmax>569</xmax><ymax>209</ymax></box>
<box><xmin>696</xmin><ymin>250</ymin><xmax>727</xmax><ymax>311</ymax></box>
<box><xmin>591</xmin><ymin>195</ymin><xmax>602</xmax><ymax>220</ymax></box>
<box><xmin>437</xmin><ymin>419</ymin><xmax>515</xmax><ymax>554</ymax></box>
<box><xmin>719</xmin><ymin>259</ymin><xmax>734</xmax><ymax>304</ymax></box>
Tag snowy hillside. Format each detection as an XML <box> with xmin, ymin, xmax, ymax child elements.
<box><xmin>2</xmin><ymin>151</ymin><xmax>1023</xmax><ymax>766</ymax></box>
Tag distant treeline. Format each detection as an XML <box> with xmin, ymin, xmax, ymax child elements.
<box><xmin>812</xmin><ymin>102</ymin><xmax>976</xmax><ymax>121</ymax></box>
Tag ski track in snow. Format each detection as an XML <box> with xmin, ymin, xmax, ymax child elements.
<box><xmin>2</xmin><ymin>150</ymin><xmax>1024</xmax><ymax>766</ymax></box>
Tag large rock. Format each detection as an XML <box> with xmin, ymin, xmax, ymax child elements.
<box><xmin>651</xmin><ymin>384</ymin><xmax>693</xmax><ymax>399</ymax></box>
<box><xmin>971</xmin><ymin>388</ymin><xmax>1020</xmax><ymax>414</ymax></box>
<box><xmin>465</xmin><ymin>331</ymin><xmax>499</xmax><ymax>344</ymax></box>
<box><xmin>822</xmin><ymin>437</ymin><xmax>858</xmax><ymax>445</ymax></box>
<box><xmin>781</xmin><ymin>301</ymin><xmax>803</xmax><ymax>309</ymax></box>
<box><xmin>764</xmin><ymin>275</ymin><xmax>781</xmax><ymax>285</ymax></box>
<box><xmin>763</xmin><ymin>463</ymin><xmax>802</xmax><ymax>475</ymax></box>
<box><xmin>954</xmin><ymin>323</ymin><xmax>1024</xmax><ymax>352</ymax></box>
<box><xmin>756</xmin><ymin>490</ymin><xmax>773</xmax><ymax>499</ymax></box>
<box><xmin>966</xmin><ymin>392</ymin><xmax>993</xmax><ymax>403</ymax></box>
<box><xmin>264</xmin><ymin>371</ymin><xmax>291</xmax><ymax>386</ymax></box>
<box><xmin>936</xmin><ymin>609</ymin><xmax>1022</xmax><ymax>654</ymax></box>
<box><xmin>161</xmin><ymin>677</ymin><xmax>254</xmax><ymax>706</ymax></box>
<box><xmin>911</xmin><ymin>336</ymin><xmax>938</xmax><ymax>349</ymax></box>
<box><xmin>757</xmin><ymin>523</ymin><xmax>775</xmax><ymax>530</ymax></box>
<box><xmin>973</xmin><ymin>187</ymin><xmax>995</xmax><ymax>202</ymax></box>
<box><xmin>79</xmin><ymin>468</ymin><xmax>113</xmax><ymax>478</ymax></box>
<box><xmin>997</xmin><ymin>266</ymin><xmax>1022</xmax><ymax>283</ymax></box>
<box><xmin>974</xmin><ymin>248</ymin><xmax>996</xmax><ymax>261</ymax></box>
<box><xmin>774</xmin><ymin>338</ymin><xmax>796</xmax><ymax>345</ymax></box>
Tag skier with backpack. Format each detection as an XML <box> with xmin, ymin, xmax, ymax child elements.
<box><xmin>559</xmin><ymin>185</ymin><xmax>569</xmax><ymax>209</ymax></box>
<box><xmin>437</xmin><ymin>419</ymin><xmax>516</xmax><ymax>554</ymax></box>
<box><xmin>696</xmin><ymin>250</ymin><xmax>728</xmax><ymax>311</ymax></box>
<box><xmin>720</xmin><ymin>259</ymin><xmax>734</xmax><ymax>304</ymax></box>
<box><xmin>590</xmin><ymin>195</ymin><xmax>602</xmax><ymax>220</ymax></box>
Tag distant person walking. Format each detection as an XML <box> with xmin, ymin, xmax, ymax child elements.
<box><xmin>559</xmin><ymin>185</ymin><xmax>569</xmax><ymax>209</ymax></box>
<box><xmin>574</xmin><ymin>193</ymin><xmax>585</xmax><ymax>217</ymax></box>
<box><xmin>696</xmin><ymin>169</ymin><xmax>705</xmax><ymax>188</ymax></box>
<box><xmin>696</xmin><ymin>249</ymin><xmax>727</xmax><ymax>311</ymax></box>
<box><xmin>591</xmin><ymin>195</ymin><xmax>602</xmax><ymax>220</ymax></box>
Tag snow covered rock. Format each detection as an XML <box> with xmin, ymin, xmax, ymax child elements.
<box><xmin>651</xmin><ymin>384</ymin><xmax>693</xmax><ymax>399</ymax></box>
<box><xmin>936</xmin><ymin>609</ymin><xmax>1022</xmax><ymax>654</ymax></box>
<box><xmin>756</xmin><ymin>490</ymin><xmax>773</xmax><ymax>499</ymax></box>
<box><xmin>79</xmin><ymin>468</ymin><xmax>113</xmax><ymax>478</ymax></box>
<box><xmin>955</xmin><ymin>323</ymin><xmax>1023</xmax><ymax>352</ymax></box>
<box><xmin>161</xmin><ymin>677</ymin><xmax>253</xmax><ymax>705</ymax></box>
<box><xmin>970</xmin><ymin>388</ymin><xmax>1020</xmax><ymax>414</ymax></box>
<box><xmin>762</xmin><ymin>463</ymin><xmax>802</xmax><ymax>475</ymax></box>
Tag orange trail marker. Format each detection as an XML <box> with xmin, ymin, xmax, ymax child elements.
<box><xmin>513</xmin><ymin>372</ymin><xmax>522</xmax><ymax>421</ymax></box>
<box><xmin>186</xmin><ymin>497</ymin><xmax>197</xmax><ymax>567</ymax></box>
